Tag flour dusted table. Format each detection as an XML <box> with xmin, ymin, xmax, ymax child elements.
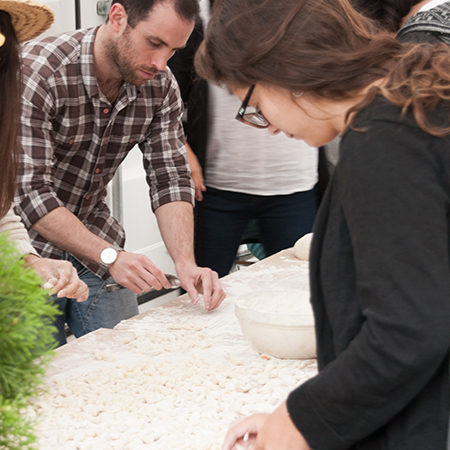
<box><xmin>34</xmin><ymin>249</ymin><xmax>317</xmax><ymax>449</ymax></box>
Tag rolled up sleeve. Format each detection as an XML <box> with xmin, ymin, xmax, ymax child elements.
<box><xmin>141</xmin><ymin>71</ymin><xmax>194</xmax><ymax>212</ymax></box>
<box><xmin>16</xmin><ymin>70</ymin><xmax>64</xmax><ymax>228</ymax></box>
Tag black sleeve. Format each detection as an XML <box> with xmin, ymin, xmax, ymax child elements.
<box><xmin>167</xmin><ymin>21</ymin><xmax>208</xmax><ymax>167</ymax></box>
<box><xmin>168</xmin><ymin>21</ymin><xmax>204</xmax><ymax>102</ymax></box>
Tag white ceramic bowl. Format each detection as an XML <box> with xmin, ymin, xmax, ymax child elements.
<box><xmin>235</xmin><ymin>290</ymin><xmax>316</xmax><ymax>360</ymax></box>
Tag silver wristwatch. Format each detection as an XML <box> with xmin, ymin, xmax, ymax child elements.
<box><xmin>99</xmin><ymin>247</ymin><xmax>119</xmax><ymax>267</ymax></box>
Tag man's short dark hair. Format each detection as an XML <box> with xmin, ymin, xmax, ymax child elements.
<box><xmin>350</xmin><ymin>0</ymin><xmax>423</xmax><ymax>32</ymax></box>
<box><xmin>111</xmin><ymin>0</ymin><xmax>199</xmax><ymax>28</ymax></box>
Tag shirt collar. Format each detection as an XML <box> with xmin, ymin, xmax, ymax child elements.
<box><xmin>80</xmin><ymin>26</ymin><xmax>140</xmax><ymax>103</ymax></box>
<box><xmin>81</xmin><ymin>27</ymin><xmax>101</xmax><ymax>99</ymax></box>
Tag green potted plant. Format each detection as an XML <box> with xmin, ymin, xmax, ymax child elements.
<box><xmin>0</xmin><ymin>233</ymin><xmax>58</xmax><ymax>449</ymax></box>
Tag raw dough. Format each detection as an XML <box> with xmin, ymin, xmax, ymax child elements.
<box><xmin>42</xmin><ymin>281</ymin><xmax>54</xmax><ymax>290</ymax></box>
<box><xmin>293</xmin><ymin>233</ymin><xmax>313</xmax><ymax>260</ymax></box>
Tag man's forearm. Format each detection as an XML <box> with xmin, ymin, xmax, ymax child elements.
<box><xmin>155</xmin><ymin>201</ymin><xmax>196</xmax><ymax>267</ymax></box>
<box><xmin>32</xmin><ymin>206</ymin><xmax>111</xmax><ymax>264</ymax></box>
<box><xmin>156</xmin><ymin>201</ymin><xmax>225</xmax><ymax>310</ymax></box>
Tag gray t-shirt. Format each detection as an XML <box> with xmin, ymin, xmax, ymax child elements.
<box><xmin>205</xmin><ymin>84</ymin><xmax>318</xmax><ymax>195</ymax></box>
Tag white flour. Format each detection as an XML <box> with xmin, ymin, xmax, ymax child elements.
<box><xmin>32</xmin><ymin>250</ymin><xmax>317</xmax><ymax>449</ymax></box>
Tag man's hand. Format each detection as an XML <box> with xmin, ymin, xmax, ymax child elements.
<box><xmin>108</xmin><ymin>251</ymin><xmax>173</xmax><ymax>294</ymax></box>
<box><xmin>154</xmin><ymin>201</ymin><xmax>224</xmax><ymax>309</ymax></box>
<box><xmin>176</xmin><ymin>262</ymin><xmax>226</xmax><ymax>311</ymax></box>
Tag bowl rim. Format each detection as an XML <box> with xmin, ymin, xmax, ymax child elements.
<box><xmin>235</xmin><ymin>303</ymin><xmax>314</xmax><ymax>327</ymax></box>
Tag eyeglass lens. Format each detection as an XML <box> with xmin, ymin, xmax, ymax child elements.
<box><xmin>242</xmin><ymin>111</ymin><xmax>269</xmax><ymax>128</ymax></box>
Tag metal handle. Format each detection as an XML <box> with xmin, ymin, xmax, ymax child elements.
<box><xmin>104</xmin><ymin>274</ymin><xmax>181</xmax><ymax>293</ymax></box>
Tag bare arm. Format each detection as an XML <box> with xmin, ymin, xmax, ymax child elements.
<box><xmin>0</xmin><ymin>206</ymin><xmax>88</xmax><ymax>301</ymax></box>
<box><xmin>155</xmin><ymin>201</ymin><xmax>195</xmax><ymax>267</ymax></box>
<box><xmin>32</xmin><ymin>206</ymin><xmax>111</xmax><ymax>264</ymax></box>
<box><xmin>32</xmin><ymin>206</ymin><xmax>171</xmax><ymax>294</ymax></box>
<box><xmin>155</xmin><ymin>201</ymin><xmax>225</xmax><ymax>310</ymax></box>
<box><xmin>185</xmin><ymin>143</ymin><xmax>206</xmax><ymax>202</ymax></box>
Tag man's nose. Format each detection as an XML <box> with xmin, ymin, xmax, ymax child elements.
<box><xmin>152</xmin><ymin>49</ymin><xmax>172</xmax><ymax>72</ymax></box>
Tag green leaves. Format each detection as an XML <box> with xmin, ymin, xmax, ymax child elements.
<box><xmin>0</xmin><ymin>233</ymin><xmax>59</xmax><ymax>448</ymax></box>
<box><xmin>0</xmin><ymin>397</ymin><xmax>35</xmax><ymax>449</ymax></box>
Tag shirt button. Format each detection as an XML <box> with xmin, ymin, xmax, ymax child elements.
<box><xmin>69</xmin><ymin>139</ymin><xmax>74</xmax><ymax>145</ymax></box>
<box><xmin>103</xmin><ymin>108</ymin><xmax>110</xmax><ymax>114</ymax></box>
<box><xmin>129</xmin><ymin>138</ymin><xmax>134</xmax><ymax>144</ymax></box>
<box><xmin>85</xmin><ymin>194</ymin><xmax>91</xmax><ymax>200</ymax></box>
<box><xmin>95</xmin><ymin>168</ymin><xmax>101</xmax><ymax>174</ymax></box>
<box><xmin>103</xmin><ymin>137</ymin><xmax>108</xmax><ymax>144</ymax></box>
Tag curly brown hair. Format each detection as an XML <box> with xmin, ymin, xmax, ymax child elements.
<box><xmin>195</xmin><ymin>0</ymin><xmax>450</xmax><ymax>136</ymax></box>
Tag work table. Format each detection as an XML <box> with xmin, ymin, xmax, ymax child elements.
<box><xmin>33</xmin><ymin>249</ymin><xmax>317</xmax><ymax>449</ymax></box>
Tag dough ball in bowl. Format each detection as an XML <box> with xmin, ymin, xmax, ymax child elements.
<box><xmin>235</xmin><ymin>290</ymin><xmax>316</xmax><ymax>359</ymax></box>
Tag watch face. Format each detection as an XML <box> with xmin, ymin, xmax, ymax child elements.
<box><xmin>101</xmin><ymin>247</ymin><xmax>118</xmax><ymax>265</ymax></box>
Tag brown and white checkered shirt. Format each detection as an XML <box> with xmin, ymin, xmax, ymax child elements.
<box><xmin>15</xmin><ymin>27</ymin><xmax>194</xmax><ymax>278</ymax></box>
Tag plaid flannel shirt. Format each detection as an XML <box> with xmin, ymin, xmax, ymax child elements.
<box><xmin>15</xmin><ymin>27</ymin><xmax>194</xmax><ymax>278</ymax></box>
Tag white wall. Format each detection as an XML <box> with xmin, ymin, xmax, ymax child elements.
<box><xmin>38</xmin><ymin>0</ymin><xmax>76</xmax><ymax>36</ymax></box>
<box><xmin>39</xmin><ymin>0</ymin><xmax>107</xmax><ymax>36</ymax></box>
<box><xmin>79</xmin><ymin>0</ymin><xmax>110</xmax><ymax>28</ymax></box>
<box><xmin>120</xmin><ymin>147</ymin><xmax>176</xmax><ymax>274</ymax></box>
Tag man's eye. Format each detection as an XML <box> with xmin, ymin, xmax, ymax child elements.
<box><xmin>149</xmin><ymin>41</ymin><xmax>162</xmax><ymax>48</ymax></box>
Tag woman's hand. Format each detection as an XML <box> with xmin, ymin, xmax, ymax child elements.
<box><xmin>223</xmin><ymin>402</ymin><xmax>311</xmax><ymax>450</ymax></box>
<box><xmin>186</xmin><ymin>143</ymin><xmax>206</xmax><ymax>202</ymax></box>
<box><xmin>254</xmin><ymin>402</ymin><xmax>311</xmax><ymax>449</ymax></box>
<box><xmin>25</xmin><ymin>255</ymin><xmax>89</xmax><ymax>302</ymax></box>
<box><xmin>222</xmin><ymin>413</ymin><xmax>268</xmax><ymax>450</ymax></box>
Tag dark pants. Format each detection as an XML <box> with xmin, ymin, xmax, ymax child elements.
<box><xmin>195</xmin><ymin>186</ymin><xmax>317</xmax><ymax>278</ymax></box>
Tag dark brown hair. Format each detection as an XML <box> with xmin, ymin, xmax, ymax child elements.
<box><xmin>0</xmin><ymin>11</ymin><xmax>20</xmax><ymax>218</ymax></box>
<box><xmin>195</xmin><ymin>0</ymin><xmax>450</xmax><ymax>136</ymax></box>
<box><xmin>110</xmin><ymin>0</ymin><xmax>199</xmax><ymax>27</ymax></box>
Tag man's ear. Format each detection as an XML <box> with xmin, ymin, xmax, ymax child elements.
<box><xmin>108</xmin><ymin>2</ymin><xmax>128</xmax><ymax>33</ymax></box>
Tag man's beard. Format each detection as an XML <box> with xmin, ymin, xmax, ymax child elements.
<box><xmin>107</xmin><ymin>36</ymin><xmax>156</xmax><ymax>87</ymax></box>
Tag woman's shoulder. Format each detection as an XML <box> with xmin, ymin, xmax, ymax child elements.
<box><xmin>348</xmin><ymin>96</ymin><xmax>449</xmax><ymax>143</ymax></box>
<box><xmin>339</xmin><ymin>97</ymin><xmax>449</xmax><ymax>176</ymax></box>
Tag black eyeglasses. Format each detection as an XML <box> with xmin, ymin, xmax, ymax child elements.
<box><xmin>235</xmin><ymin>85</ymin><xmax>270</xmax><ymax>129</ymax></box>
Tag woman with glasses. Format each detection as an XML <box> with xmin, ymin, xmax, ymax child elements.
<box><xmin>0</xmin><ymin>1</ymin><xmax>88</xmax><ymax>303</ymax></box>
<box><xmin>195</xmin><ymin>0</ymin><xmax>450</xmax><ymax>449</ymax></box>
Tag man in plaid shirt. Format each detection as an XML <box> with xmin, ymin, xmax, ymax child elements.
<box><xmin>15</xmin><ymin>0</ymin><xmax>225</xmax><ymax>346</ymax></box>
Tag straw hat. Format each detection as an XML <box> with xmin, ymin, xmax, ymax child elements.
<box><xmin>0</xmin><ymin>0</ymin><xmax>54</xmax><ymax>43</ymax></box>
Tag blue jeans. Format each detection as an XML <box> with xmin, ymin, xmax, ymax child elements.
<box><xmin>52</xmin><ymin>254</ymin><xmax>138</xmax><ymax>346</ymax></box>
<box><xmin>195</xmin><ymin>187</ymin><xmax>317</xmax><ymax>278</ymax></box>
